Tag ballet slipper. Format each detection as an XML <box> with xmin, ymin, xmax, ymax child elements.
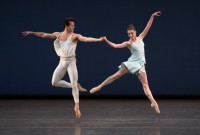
<box><xmin>74</xmin><ymin>107</ymin><xmax>81</xmax><ymax>119</ymax></box>
<box><xmin>151</xmin><ymin>103</ymin><xmax>160</xmax><ymax>113</ymax></box>
<box><xmin>90</xmin><ymin>86</ymin><xmax>101</xmax><ymax>94</ymax></box>
<box><xmin>77</xmin><ymin>83</ymin><xmax>87</xmax><ymax>92</ymax></box>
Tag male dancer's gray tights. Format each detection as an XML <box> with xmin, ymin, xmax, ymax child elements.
<box><xmin>51</xmin><ymin>57</ymin><xmax>79</xmax><ymax>103</ymax></box>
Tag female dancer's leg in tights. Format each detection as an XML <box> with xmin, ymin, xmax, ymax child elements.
<box><xmin>90</xmin><ymin>67</ymin><xmax>128</xmax><ymax>93</ymax></box>
<box><xmin>67</xmin><ymin>60</ymin><xmax>81</xmax><ymax>118</ymax></box>
<box><xmin>137</xmin><ymin>71</ymin><xmax>160</xmax><ymax>113</ymax></box>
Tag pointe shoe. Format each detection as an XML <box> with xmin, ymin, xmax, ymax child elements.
<box><xmin>77</xmin><ymin>83</ymin><xmax>87</xmax><ymax>92</ymax></box>
<box><xmin>74</xmin><ymin>107</ymin><xmax>81</xmax><ymax>119</ymax></box>
<box><xmin>90</xmin><ymin>86</ymin><xmax>101</xmax><ymax>94</ymax></box>
<box><xmin>151</xmin><ymin>103</ymin><xmax>160</xmax><ymax>113</ymax></box>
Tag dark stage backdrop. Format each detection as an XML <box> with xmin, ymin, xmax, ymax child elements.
<box><xmin>0</xmin><ymin>0</ymin><xmax>199</xmax><ymax>97</ymax></box>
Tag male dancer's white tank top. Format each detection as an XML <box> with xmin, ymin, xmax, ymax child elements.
<box><xmin>54</xmin><ymin>33</ymin><xmax>77</xmax><ymax>58</ymax></box>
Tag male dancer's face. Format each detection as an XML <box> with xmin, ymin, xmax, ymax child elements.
<box><xmin>67</xmin><ymin>21</ymin><xmax>75</xmax><ymax>32</ymax></box>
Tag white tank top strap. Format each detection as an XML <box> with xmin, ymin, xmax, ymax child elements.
<box><xmin>57</xmin><ymin>32</ymin><xmax>62</xmax><ymax>39</ymax></box>
<box><xmin>69</xmin><ymin>33</ymin><xmax>74</xmax><ymax>40</ymax></box>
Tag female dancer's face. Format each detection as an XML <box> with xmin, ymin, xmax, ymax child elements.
<box><xmin>127</xmin><ymin>29</ymin><xmax>136</xmax><ymax>40</ymax></box>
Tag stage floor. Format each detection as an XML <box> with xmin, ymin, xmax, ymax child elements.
<box><xmin>0</xmin><ymin>99</ymin><xmax>199</xmax><ymax>135</ymax></box>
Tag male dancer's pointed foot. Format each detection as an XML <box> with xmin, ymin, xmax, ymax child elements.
<box><xmin>151</xmin><ymin>102</ymin><xmax>160</xmax><ymax>113</ymax></box>
<box><xmin>90</xmin><ymin>86</ymin><xmax>101</xmax><ymax>94</ymax></box>
<box><xmin>77</xmin><ymin>83</ymin><xmax>87</xmax><ymax>92</ymax></box>
<box><xmin>74</xmin><ymin>107</ymin><xmax>81</xmax><ymax>119</ymax></box>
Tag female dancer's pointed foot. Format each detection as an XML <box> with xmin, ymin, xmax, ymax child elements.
<box><xmin>74</xmin><ymin>107</ymin><xmax>81</xmax><ymax>119</ymax></box>
<box><xmin>151</xmin><ymin>103</ymin><xmax>160</xmax><ymax>113</ymax></box>
<box><xmin>77</xmin><ymin>83</ymin><xmax>87</xmax><ymax>92</ymax></box>
<box><xmin>90</xmin><ymin>86</ymin><xmax>101</xmax><ymax>94</ymax></box>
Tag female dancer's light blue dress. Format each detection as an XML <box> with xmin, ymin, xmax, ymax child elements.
<box><xmin>119</xmin><ymin>40</ymin><xmax>146</xmax><ymax>74</ymax></box>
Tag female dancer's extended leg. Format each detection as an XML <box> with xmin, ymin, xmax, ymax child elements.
<box><xmin>137</xmin><ymin>71</ymin><xmax>160</xmax><ymax>113</ymax></box>
<box><xmin>90</xmin><ymin>68</ymin><xmax>128</xmax><ymax>93</ymax></box>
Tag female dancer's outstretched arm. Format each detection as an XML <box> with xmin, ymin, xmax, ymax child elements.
<box><xmin>103</xmin><ymin>37</ymin><xmax>130</xmax><ymax>48</ymax></box>
<box><xmin>139</xmin><ymin>11</ymin><xmax>161</xmax><ymax>40</ymax></box>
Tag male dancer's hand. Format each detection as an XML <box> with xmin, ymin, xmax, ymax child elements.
<box><xmin>22</xmin><ymin>31</ymin><xmax>32</xmax><ymax>36</ymax></box>
<box><xmin>102</xmin><ymin>36</ymin><xmax>107</xmax><ymax>41</ymax></box>
<box><xmin>99</xmin><ymin>36</ymin><xmax>106</xmax><ymax>41</ymax></box>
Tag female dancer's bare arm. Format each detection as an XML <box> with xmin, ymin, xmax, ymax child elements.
<box><xmin>139</xmin><ymin>11</ymin><xmax>161</xmax><ymax>40</ymax></box>
<box><xmin>103</xmin><ymin>37</ymin><xmax>130</xmax><ymax>48</ymax></box>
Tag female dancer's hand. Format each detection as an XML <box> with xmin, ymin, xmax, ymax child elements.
<box><xmin>152</xmin><ymin>11</ymin><xmax>161</xmax><ymax>17</ymax></box>
<box><xmin>102</xmin><ymin>36</ymin><xmax>107</xmax><ymax>41</ymax></box>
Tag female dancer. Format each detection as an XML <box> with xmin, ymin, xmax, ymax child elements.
<box><xmin>90</xmin><ymin>11</ymin><xmax>161</xmax><ymax>113</ymax></box>
<box><xmin>22</xmin><ymin>17</ymin><xmax>104</xmax><ymax>118</ymax></box>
